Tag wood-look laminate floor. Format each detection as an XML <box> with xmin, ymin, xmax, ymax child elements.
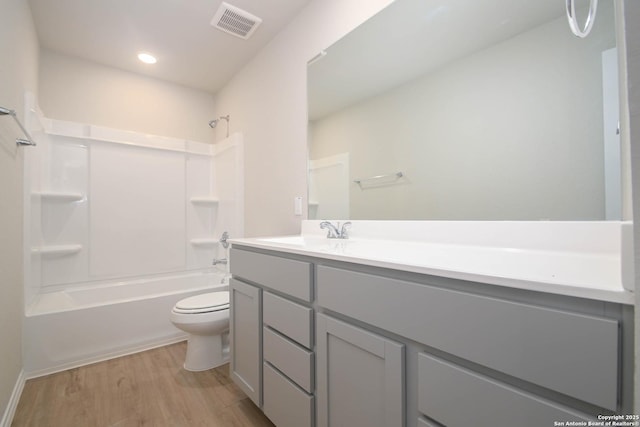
<box><xmin>12</xmin><ymin>342</ymin><xmax>275</xmax><ymax>427</ymax></box>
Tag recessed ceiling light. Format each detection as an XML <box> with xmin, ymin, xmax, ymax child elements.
<box><xmin>137</xmin><ymin>52</ymin><xmax>157</xmax><ymax>64</ymax></box>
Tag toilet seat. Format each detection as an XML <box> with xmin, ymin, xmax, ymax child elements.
<box><xmin>173</xmin><ymin>292</ymin><xmax>229</xmax><ymax>314</ymax></box>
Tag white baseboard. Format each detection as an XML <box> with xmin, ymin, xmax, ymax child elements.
<box><xmin>0</xmin><ymin>369</ymin><xmax>26</xmax><ymax>427</ymax></box>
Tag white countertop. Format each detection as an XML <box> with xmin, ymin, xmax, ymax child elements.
<box><xmin>229</xmin><ymin>221</ymin><xmax>635</xmax><ymax>305</ymax></box>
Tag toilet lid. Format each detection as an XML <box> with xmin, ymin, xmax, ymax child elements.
<box><xmin>174</xmin><ymin>291</ymin><xmax>229</xmax><ymax>314</ymax></box>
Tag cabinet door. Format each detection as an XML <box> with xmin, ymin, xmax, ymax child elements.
<box><xmin>316</xmin><ymin>313</ymin><xmax>404</xmax><ymax>427</ymax></box>
<box><xmin>230</xmin><ymin>278</ymin><xmax>262</xmax><ymax>406</ymax></box>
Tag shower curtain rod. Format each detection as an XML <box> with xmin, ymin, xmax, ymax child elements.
<box><xmin>0</xmin><ymin>106</ymin><xmax>37</xmax><ymax>146</ymax></box>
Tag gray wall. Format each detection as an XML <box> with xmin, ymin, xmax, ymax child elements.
<box><xmin>0</xmin><ymin>0</ymin><xmax>39</xmax><ymax>421</ymax></box>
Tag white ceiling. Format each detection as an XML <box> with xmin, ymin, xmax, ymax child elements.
<box><xmin>28</xmin><ymin>0</ymin><xmax>312</xmax><ymax>94</ymax></box>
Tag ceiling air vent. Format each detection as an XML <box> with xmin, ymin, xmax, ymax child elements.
<box><xmin>211</xmin><ymin>2</ymin><xmax>262</xmax><ymax>40</ymax></box>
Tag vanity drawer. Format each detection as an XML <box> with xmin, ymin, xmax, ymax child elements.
<box><xmin>317</xmin><ymin>265</ymin><xmax>619</xmax><ymax>410</ymax></box>
<box><xmin>263</xmin><ymin>362</ymin><xmax>314</xmax><ymax>427</ymax></box>
<box><xmin>263</xmin><ymin>327</ymin><xmax>313</xmax><ymax>393</ymax></box>
<box><xmin>417</xmin><ymin>418</ymin><xmax>439</xmax><ymax>427</ymax></box>
<box><xmin>230</xmin><ymin>248</ymin><xmax>313</xmax><ymax>301</ymax></box>
<box><xmin>418</xmin><ymin>353</ymin><xmax>591</xmax><ymax>427</ymax></box>
<box><xmin>263</xmin><ymin>291</ymin><xmax>313</xmax><ymax>348</ymax></box>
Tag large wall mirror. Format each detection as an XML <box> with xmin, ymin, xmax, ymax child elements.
<box><xmin>307</xmin><ymin>0</ymin><xmax>621</xmax><ymax>221</ymax></box>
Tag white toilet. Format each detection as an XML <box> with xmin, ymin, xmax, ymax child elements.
<box><xmin>170</xmin><ymin>291</ymin><xmax>230</xmax><ymax>371</ymax></box>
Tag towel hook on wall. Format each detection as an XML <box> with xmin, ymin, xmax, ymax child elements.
<box><xmin>565</xmin><ymin>0</ymin><xmax>598</xmax><ymax>38</ymax></box>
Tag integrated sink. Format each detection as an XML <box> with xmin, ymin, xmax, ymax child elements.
<box><xmin>256</xmin><ymin>235</ymin><xmax>310</xmax><ymax>246</ymax></box>
<box><xmin>256</xmin><ymin>235</ymin><xmax>353</xmax><ymax>251</ymax></box>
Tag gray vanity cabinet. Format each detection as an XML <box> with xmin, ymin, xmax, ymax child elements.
<box><xmin>316</xmin><ymin>313</ymin><xmax>404</xmax><ymax>427</ymax></box>
<box><xmin>316</xmin><ymin>264</ymin><xmax>628</xmax><ymax>426</ymax></box>
<box><xmin>229</xmin><ymin>247</ymin><xmax>315</xmax><ymax>427</ymax></box>
<box><xmin>230</xmin><ymin>245</ymin><xmax>632</xmax><ymax>427</ymax></box>
<box><xmin>229</xmin><ymin>278</ymin><xmax>262</xmax><ymax>406</ymax></box>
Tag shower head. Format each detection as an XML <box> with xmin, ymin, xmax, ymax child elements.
<box><xmin>208</xmin><ymin>115</ymin><xmax>230</xmax><ymax>137</ymax></box>
<box><xmin>208</xmin><ymin>115</ymin><xmax>229</xmax><ymax>129</ymax></box>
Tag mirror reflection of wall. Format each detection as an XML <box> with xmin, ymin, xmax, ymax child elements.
<box><xmin>308</xmin><ymin>0</ymin><xmax>619</xmax><ymax>221</ymax></box>
<box><xmin>308</xmin><ymin>153</ymin><xmax>350</xmax><ymax>219</ymax></box>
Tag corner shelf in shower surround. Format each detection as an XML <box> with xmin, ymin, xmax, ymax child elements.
<box><xmin>190</xmin><ymin>238</ymin><xmax>219</xmax><ymax>247</ymax></box>
<box><xmin>32</xmin><ymin>244</ymin><xmax>82</xmax><ymax>256</ymax></box>
<box><xmin>190</xmin><ymin>197</ymin><xmax>219</xmax><ymax>206</ymax></box>
<box><xmin>33</xmin><ymin>192</ymin><xmax>84</xmax><ymax>202</ymax></box>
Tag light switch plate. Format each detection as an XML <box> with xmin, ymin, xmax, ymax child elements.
<box><xmin>294</xmin><ymin>196</ymin><xmax>303</xmax><ymax>216</ymax></box>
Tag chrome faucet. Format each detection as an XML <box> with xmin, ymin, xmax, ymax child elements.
<box><xmin>213</xmin><ymin>258</ymin><xmax>228</xmax><ymax>265</ymax></box>
<box><xmin>320</xmin><ymin>221</ymin><xmax>339</xmax><ymax>238</ymax></box>
<box><xmin>320</xmin><ymin>221</ymin><xmax>351</xmax><ymax>239</ymax></box>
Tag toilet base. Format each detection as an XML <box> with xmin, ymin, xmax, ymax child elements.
<box><xmin>184</xmin><ymin>332</ymin><xmax>229</xmax><ymax>371</ymax></box>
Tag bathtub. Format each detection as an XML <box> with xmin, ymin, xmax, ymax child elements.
<box><xmin>23</xmin><ymin>271</ymin><xmax>228</xmax><ymax>378</ymax></box>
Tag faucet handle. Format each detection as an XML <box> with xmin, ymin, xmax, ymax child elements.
<box><xmin>340</xmin><ymin>222</ymin><xmax>352</xmax><ymax>239</ymax></box>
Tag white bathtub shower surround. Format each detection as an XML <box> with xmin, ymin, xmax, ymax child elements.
<box><xmin>24</xmin><ymin>272</ymin><xmax>229</xmax><ymax>377</ymax></box>
<box><xmin>233</xmin><ymin>220</ymin><xmax>634</xmax><ymax>305</ymax></box>
<box><xmin>22</xmin><ymin>102</ymin><xmax>244</xmax><ymax>376</ymax></box>
<box><xmin>25</xmin><ymin>116</ymin><xmax>243</xmax><ymax>293</ymax></box>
